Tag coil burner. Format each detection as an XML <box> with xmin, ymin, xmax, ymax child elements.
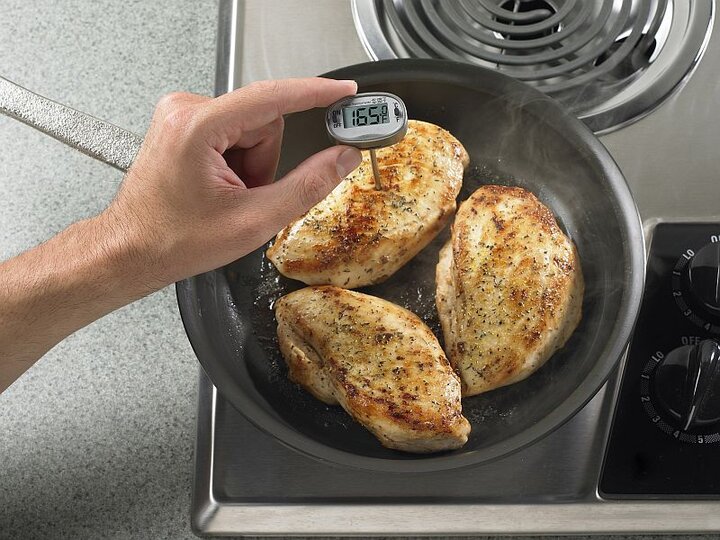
<box><xmin>352</xmin><ymin>0</ymin><xmax>713</xmax><ymax>133</ymax></box>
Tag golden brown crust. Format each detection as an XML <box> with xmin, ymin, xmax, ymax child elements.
<box><xmin>266</xmin><ymin>120</ymin><xmax>468</xmax><ymax>288</ymax></box>
<box><xmin>275</xmin><ymin>286</ymin><xmax>471</xmax><ymax>453</ymax></box>
<box><xmin>436</xmin><ymin>185</ymin><xmax>584</xmax><ymax>396</ymax></box>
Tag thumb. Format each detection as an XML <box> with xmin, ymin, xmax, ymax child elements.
<box><xmin>242</xmin><ymin>145</ymin><xmax>362</xmax><ymax>242</ymax></box>
<box><xmin>273</xmin><ymin>145</ymin><xmax>362</xmax><ymax>212</ymax></box>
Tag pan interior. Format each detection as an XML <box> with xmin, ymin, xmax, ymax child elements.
<box><xmin>216</xmin><ymin>76</ymin><xmax>629</xmax><ymax>462</ymax></box>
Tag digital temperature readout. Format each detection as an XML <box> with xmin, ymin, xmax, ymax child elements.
<box><xmin>326</xmin><ymin>92</ymin><xmax>407</xmax><ymax>150</ymax></box>
<box><xmin>326</xmin><ymin>92</ymin><xmax>407</xmax><ymax>190</ymax></box>
<box><xmin>342</xmin><ymin>104</ymin><xmax>389</xmax><ymax>128</ymax></box>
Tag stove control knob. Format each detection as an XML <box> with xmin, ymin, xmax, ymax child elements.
<box><xmin>687</xmin><ymin>242</ymin><xmax>720</xmax><ymax>316</ymax></box>
<box><xmin>653</xmin><ymin>340</ymin><xmax>720</xmax><ymax>431</ymax></box>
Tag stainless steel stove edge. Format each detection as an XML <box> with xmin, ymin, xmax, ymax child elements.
<box><xmin>190</xmin><ymin>3</ymin><xmax>241</xmax><ymax>533</ymax></box>
<box><xmin>214</xmin><ymin>0</ymin><xmax>243</xmax><ymax>95</ymax></box>
<box><xmin>191</xmin><ymin>370</ymin><xmax>219</xmax><ymax>536</ymax></box>
<box><xmin>205</xmin><ymin>509</ymin><xmax>720</xmax><ymax>537</ymax></box>
<box><xmin>196</xmin><ymin>502</ymin><xmax>720</xmax><ymax>536</ymax></box>
<box><xmin>191</xmin><ymin>369</ymin><xmax>720</xmax><ymax>536</ymax></box>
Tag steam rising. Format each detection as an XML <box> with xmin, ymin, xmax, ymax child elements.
<box><xmin>218</xmin><ymin>86</ymin><xmax>640</xmax><ymax>458</ymax></box>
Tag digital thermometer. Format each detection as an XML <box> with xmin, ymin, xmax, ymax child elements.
<box><xmin>326</xmin><ymin>92</ymin><xmax>408</xmax><ymax>189</ymax></box>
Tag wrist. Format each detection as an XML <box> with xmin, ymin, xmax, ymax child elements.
<box><xmin>0</xmin><ymin>212</ymin><xmax>166</xmax><ymax>369</ymax></box>
<box><xmin>85</xmin><ymin>208</ymin><xmax>171</xmax><ymax>302</ymax></box>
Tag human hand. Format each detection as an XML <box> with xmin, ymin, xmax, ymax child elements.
<box><xmin>1</xmin><ymin>78</ymin><xmax>363</xmax><ymax>380</ymax></box>
<box><xmin>100</xmin><ymin>78</ymin><xmax>362</xmax><ymax>292</ymax></box>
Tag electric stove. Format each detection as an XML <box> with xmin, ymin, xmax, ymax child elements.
<box><xmin>192</xmin><ymin>0</ymin><xmax>720</xmax><ymax>535</ymax></box>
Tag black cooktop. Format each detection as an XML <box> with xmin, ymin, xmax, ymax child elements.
<box><xmin>601</xmin><ymin>223</ymin><xmax>720</xmax><ymax>497</ymax></box>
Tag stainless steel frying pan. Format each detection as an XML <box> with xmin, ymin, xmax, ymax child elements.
<box><xmin>0</xmin><ymin>59</ymin><xmax>645</xmax><ymax>473</ymax></box>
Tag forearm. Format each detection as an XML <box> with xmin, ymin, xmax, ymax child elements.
<box><xmin>0</xmin><ymin>213</ymin><xmax>159</xmax><ymax>392</ymax></box>
<box><xmin>0</xmin><ymin>78</ymin><xmax>359</xmax><ymax>394</ymax></box>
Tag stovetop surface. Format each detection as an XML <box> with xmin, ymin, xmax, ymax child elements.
<box><xmin>205</xmin><ymin>370</ymin><xmax>611</xmax><ymax>504</ymax></box>
<box><xmin>193</xmin><ymin>0</ymin><xmax>720</xmax><ymax>535</ymax></box>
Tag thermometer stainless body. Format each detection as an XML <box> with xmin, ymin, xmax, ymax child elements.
<box><xmin>326</xmin><ymin>92</ymin><xmax>408</xmax><ymax>190</ymax></box>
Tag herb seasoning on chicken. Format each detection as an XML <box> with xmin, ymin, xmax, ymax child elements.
<box><xmin>436</xmin><ymin>185</ymin><xmax>584</xmax><ymax>396</ymax></box>
<box><xmin>267</xmin><ymin>120</ymin><xmax>468</xmax><ymax>288</ymax></box>
<box><xmin>275</xmin><ymin>286</ymin><xmax>471</xmax><ymax>453</ymax></box>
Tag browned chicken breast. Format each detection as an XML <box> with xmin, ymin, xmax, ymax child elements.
<box><xmin>275</xmin><ymin>286</ymin><xmax>470</xmax><ymax>453</ymax></box>
<box><xmin>436</xmin><ymin>185</ymin><xmax>583</xmax><ymax>396</ymax></box>
<box><xmin>266</xmin><ymin>120</ymin><xmax>468</xmax><ymax>288</ymax></box>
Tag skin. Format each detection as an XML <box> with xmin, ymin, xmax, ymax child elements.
<box><xmin>0</xmin><ymin>77</ymin><xmax>362</xmax><ymax>393</ymax></box>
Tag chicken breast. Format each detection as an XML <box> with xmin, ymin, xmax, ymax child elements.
<box><xmin>436</xmin><ymin>185</ymin><xmax>584</xmax><ymax>396</ymax></box>
<box><xmin>275</xmin><ymin>286</ymin><xmax>470</xmax><ymax>453</ymax></box>
<box><xmin>266</xmin><ymin>120</ymin><xmax>468</xmax><ymax>288</ymax></box>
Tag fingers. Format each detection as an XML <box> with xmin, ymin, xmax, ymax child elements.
<box><xmin>224</xmin><ymin>116</ymin><xmax>284</xmax><ymax>187</ymax></box>
<box><xmin>206</xmin><ymin>78</ymin><xmax>357</xmax><ymax>151</ymax></box>
<box><xmin>269</xmin><ymin>145</ymin><xmax>363</xmax><ymax>215</ymax></box>
<box><xmin>238</xmin><ymin>145</ymin><xmax>362</xmax><ymax>249</ymax></box>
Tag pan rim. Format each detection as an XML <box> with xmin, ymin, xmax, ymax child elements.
<box><xmin>176</xmin><ymin>58</ymin><xmax>646</xmax><ymax>473</ymax></box>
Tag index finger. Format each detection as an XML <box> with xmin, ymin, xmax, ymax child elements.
<box><xmin>206</xmin><ymin>78</ymin><xmax>357</xmax><ymax>150</ymax></box>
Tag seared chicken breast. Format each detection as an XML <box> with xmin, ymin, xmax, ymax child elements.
<box><xmin>436</xmin><ymin>185</ymin><xmax>583</xmax><ymax>396</ymax></box>
<box><xmin>275</xmin><ymin>286</ymin><xmax>470</xmax><ymax>453</ymax></box>
<box><xmin>267</xmin><ymin>120</ymin><xmax>468</xmax><ymax>288</ymax></box>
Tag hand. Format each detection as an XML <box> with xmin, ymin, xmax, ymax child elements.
<box><xmin>101</xmin><ymin>77</ymin><xmax>362</xmax><ymax>291</ymax></box>
<box><xmin>1</xmin><ymin>78</ymin><xmax>362</xmax><ymax>386</ymax></box>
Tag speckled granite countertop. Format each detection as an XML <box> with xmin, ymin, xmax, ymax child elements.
<box><xmin>0</xmin><ymin>1</ymin><xmax>215</xmax><ymax>538</ymax></box>
<box><xmin>0</xmin><ymin>1</ymin><xmax>716</xmax><ymax>539</ymax></box>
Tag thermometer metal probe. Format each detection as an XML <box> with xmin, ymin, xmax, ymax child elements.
<box><xmin>369</xmin><ymin>149</ymin><xmax>382</xmax><ymax>190</ymax></box>
<box><xmin>326</xmin><ymin>92</ymin><xmax>408</xmax><ymax>190</ymax></box>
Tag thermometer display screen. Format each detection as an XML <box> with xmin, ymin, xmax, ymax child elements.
<box><xmin>342</xmin><ymin>104</ymin><xmax>389</xmax><ymax>128</ymax></box>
